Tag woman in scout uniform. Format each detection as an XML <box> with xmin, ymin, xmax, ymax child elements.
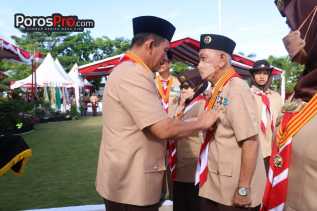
<box><xmin>196</xmin><ymin>34</ymin><xmax>266</xmax><ymax>211</ymax></box>
<box><xmin>261</xmin><ymin>1</ymin><xmax>317</xmax><ymax>211</ymax></box>
<box><xmin>96</xmin><ymin>16</ymin><xmax>219</xmax><ymax>211</ymax></box>
<box><xmin>249</xmin><ymin>60</ymin><xmax>283</xmax><ymax>172</ymax></box>
<box><xmin>172</xmin><ymin>69</ymin><xmax>207</xmax><ymax>211</ymax></box>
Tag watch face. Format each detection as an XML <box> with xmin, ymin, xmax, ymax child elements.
<box><xmin>238</xmin><ymin>187</ymin><xmax>248</xmax><ymax>196</ymax></box>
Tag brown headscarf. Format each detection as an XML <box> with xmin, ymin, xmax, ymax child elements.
<box><xmin>276</xmin><ymin>0</ymin><xmax>317</xmax><ymax>101</ymax></box>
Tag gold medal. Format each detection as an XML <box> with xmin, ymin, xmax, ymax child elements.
<box><xmin>273</xmin><ymin>154</ymin><xmax>283</xmax><ymax>168</ymax></box>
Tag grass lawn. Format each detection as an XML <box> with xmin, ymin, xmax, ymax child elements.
<box><xmin>0</xmin><ymin>116</ymin><xmax>104</xmax><ymax>211</ymax></box>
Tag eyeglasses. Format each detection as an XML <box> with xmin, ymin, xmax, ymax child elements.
<box><xmin>180</xmin><ymin>82</ymin><xmax>190</xmax><ymax>90</ymax></box>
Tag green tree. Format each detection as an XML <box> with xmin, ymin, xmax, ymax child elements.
<box><xmin>0</xmin><ymin>61</ymin><xmax>31</xmax><ymax>91</ymax></box>
<box><xmin>2</xmin><ymin>31</ymin><xmax>130</xmax><ymax>90</ymax></box>
<box><xmin>12</xmin><ymin>31</ymin><xmax>70</xmax><ymax>54</ymax></box>
<box><xmin>171</xmin><ymin>61</ymin><xmax>190</xmax><ymax>76</ymax></box>
<box><xmin>93</xmin><ymin>36</ymin><xmax>130</xmax><ymax>61</ymax></box>
<box><xmin>268</xmin><ymin>55</ymin><xmax>304</xmax><ymax>93</ymax></box>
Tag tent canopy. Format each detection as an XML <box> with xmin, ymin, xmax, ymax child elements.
<box><xmin>68</xmin><ymin>63</ymin><xmax>93</xmax><ymax>87</ymax></box>
<box><xmin>68</xmin><ymin>63</ymin><xmax>85</xmax><ymax>87</ymax></box>
<box><xmin>55</xmin><ymin>58</ymin><xmax>74</xmax><ymax>84</ymax></box>
<box><xmin>79</xmin><ymin>54</ymin><xmax>121</xmax><ymax>79</ymax></box>
<box><xmin>10</xmin><ymin>53</ymin><xmax>74</xmax><ymax>89</ymax></box>
<box><xmin>79</xmin><ymin>37</ymin><xmax>284</xmax><ymax>78</ymax></box>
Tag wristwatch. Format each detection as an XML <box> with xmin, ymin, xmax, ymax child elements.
<box><xmin>237</xmin><ymin>187</ymin><xmax>250</xmax><ymax>197</ymax></box>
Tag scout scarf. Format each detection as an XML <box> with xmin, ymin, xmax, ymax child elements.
<box><xmin>156</xmin><ymin>75</ymin><xmax>173</xmax><ymax>112</ymax></box>
<box><xmin>195</xmin><ymin>67</ymin><xmax>239</xmax><ymax>187</ymax></box>
<box><xmin>252</xmin><ymin>88</ymin><xmax>275</xmax><ymax>136</ymax></box>
<box><xmin>261</xmin><ymin>92</ymin><xmax>317</xmax><ymax>211</ymax></box>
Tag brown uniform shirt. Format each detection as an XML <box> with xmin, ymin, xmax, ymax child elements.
<box><xmin>251</xmin><ymin>86</ymin><xmax>283</xmax><ymax>158</ymax></box>
<box><xmin>199</xmin><ymin>77</ymin><xmax>266</xmax><ymax>207</ymax></box>
<box><xmin>96</xmin><ymin>61</ymin><xmax>167</xmax><ymax>206</ymax></box>
<box><xmin>175</xmin><ymin>97</ymin><xmax>205</xmax><ymax>183</ymax></box>
<box><xmin>285</xmin><ymin>113</ymin><xmax>317</xmax><ymax>211</ymax></box>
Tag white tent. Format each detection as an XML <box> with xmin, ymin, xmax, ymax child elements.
<box><xmin>68</xmin><ymin>63</ymin><xmax>87</xmax><ymax>87</ymax></box>
<box><xmin>84</xmin><ymin>79</ymin><xmax>93</xmax><ymax>87</ymax></box>
<box><xmin>67</xmin><ymin>63</ymin><xmax>83</xmax><ymax>112</ymax></box>
<box><xmin>55</xmin><ymin>58</ymin><xmax>74</xmax><ymax>85</ymax></box>
<box><xmin>11</xmin><ymin>53</ymin><xmax>73</xmax><ymax>89</ymax></box>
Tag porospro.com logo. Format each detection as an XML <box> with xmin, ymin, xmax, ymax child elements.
<box><xmin>14</xmin><ymin>13</ymin><xmax>95</xmax><ymax>32</ymax></box>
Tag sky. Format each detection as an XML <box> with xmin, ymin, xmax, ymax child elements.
<box><xmin>0</xmin><ymin>0</ymin><xmax>291</xmax><ymax>59</ymax></box>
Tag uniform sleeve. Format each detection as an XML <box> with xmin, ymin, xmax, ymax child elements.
<box><xmin>227</xmin><ymin>80</ymin><xmax>259</xmax><ymax>142</ymax></box>
<box><xmin>275</xmin><ymin>92</ymin><xmax>284</xmax><ymax>113</ymax></box>
<box><xmin>117</xmin><ymin>70</ymin><xmax>167</xmax><ymax>130</ymax></box>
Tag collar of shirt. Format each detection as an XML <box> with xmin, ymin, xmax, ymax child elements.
<box><xmin>251</xmin><ymin>85</ymin><xmax>272</xmax><ymax>95</ymax></box>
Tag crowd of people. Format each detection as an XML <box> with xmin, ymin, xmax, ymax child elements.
<box><xmin>95</xmin><ymin>1</ymin><xmax>317</xmax><ymax>210</ymax></box>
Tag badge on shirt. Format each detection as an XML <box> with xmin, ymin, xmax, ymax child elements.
<box><xmin>216</xmin><ymin>95</ymin><xmax>229</xmax><ymax>107</ymax></box>
<box><xmin>213</xmin><ymin>93</ymin><xmax>229</xmax><ymax>112</ymax></box>
<box><xmin>273</xmin><ymin>154</ymin><xmax>283</xmax><ymax>168</ymax></box>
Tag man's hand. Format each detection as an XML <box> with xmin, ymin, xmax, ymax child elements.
<box><xmin>233</xmin><ymin>189</ymin><xmax>251</xmax><ymax>208</ymax></box>
<box><xmin>282</xmin><ymin>30</ymin><xmax>305</xmax><ymax>58</ymax></box>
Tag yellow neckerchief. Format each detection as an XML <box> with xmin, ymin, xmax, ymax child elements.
<box><xmin>277</xmin><ymin>92</ymin><xmax>317</xmax><ymax>148</ymax></box>
<box><xmin>125</xmin><ymin>51</ymin><xmax>151</xmax><ymax>72</ymax></box>
<box><xmin>156</xmin><ymin>74</ymin><xmax>173</xmax><ymax>104</ymax></box>
<box><xmin>205</xmin><ymin>67</ymin><xmax>238</xmax><ymax>111</ymax></box>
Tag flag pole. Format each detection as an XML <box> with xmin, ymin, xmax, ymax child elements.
<box><xmin>218</xmin><ymin>0</ymin><xmax>222</xmax><ymax>33</ymax></box>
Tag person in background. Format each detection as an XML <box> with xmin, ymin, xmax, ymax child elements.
<box><xmin>172</xmin><ymin>69</ymin><xmax>207</xmax><ymax>211</ymax></box>
<box><xmin>249</xmin><ymin>60</ymin><xmax>283</xmax><ymax>172</ymax></box>
<box><xmin>155</xmin><ymin>50</ymin><xmax>180</xmax><ymax>201</ymax></box>
<box><xmin>90</xmin><ymin>92</ymin><xmax>99</xmax><ymax>116</ymax></box>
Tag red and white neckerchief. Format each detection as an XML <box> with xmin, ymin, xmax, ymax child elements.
<box><xmin>156</xmin><ymin>75</ymin><xmax>173</xmax><ymax>112</ymax></box>
<box><xmin>261</xmin><ymin>92</ymin><xmax>317</xmax><ymax>211</ymax></box>
<box><xmin>195</xmin><ymin>68</ymin><xmax>239</xmax><ymax>187</ymax></box>
<box><xmin>183</xmin><ymin>95</ymin><xmax>206</xmax><ymax>114</ymax></box>
<box><xmin>252</xmin><ymin>88</ymin><xmax>275</xmax><ymax>135</ymax></box>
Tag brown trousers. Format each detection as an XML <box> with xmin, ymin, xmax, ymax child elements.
<box><xmin>200</xmin><ymin>197</ymin><xmax>260</xmax><ymax>211</ymax></box>
<box><xmin>104</xmin><ymin>199</ymin><xmax>159</xmax><ymax>211</ymax></box>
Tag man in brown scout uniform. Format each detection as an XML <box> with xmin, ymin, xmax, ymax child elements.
<box><xmin>249</xmin><ymin>60</ymin><xmax>283</xmax><ymax>172</ymax></box>
<box><xmin>96</xmin><ymin>16</ymin><xmax>219</xmax><ymax>211</ymax></box>
<box><xmin>196</xmin><ymin>34</ymin><xmax>266</xmax><ymax>211</ymax></box>
<box><xmin>156</xmin><ymin>50</ymin><xmax>180</xmax><ymax>116</ymax></box>
<box><xmin>261</xmin><ymin>1</ymin><xmax>317</xmax><ymax>211</ymax></box>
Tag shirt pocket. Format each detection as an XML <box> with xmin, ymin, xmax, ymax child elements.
<box><xmin>143</xmin><ymin>146</ymin><xmax>166</xmax><ymax>173</ymax></box>
<box><xmin>208</xmin><ymin>161</ymin><xmax>233</xmax><ymax>177</ymax></box>
<box><xmin>144</xmin><ymin>160</ymin><xmax>166</xmax><ymax>173</ymax></box>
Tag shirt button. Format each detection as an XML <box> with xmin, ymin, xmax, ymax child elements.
<box><xmin>153</xmin><ymin>165</ymin><xmax>158</xmax><ymax>170</ymax></box>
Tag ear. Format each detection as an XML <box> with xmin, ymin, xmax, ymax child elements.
<box><xmin>218</xmin><ymin>53</ymin><xmax>227</xmax><ymax>69</ymax></box>
<box><xmin>144</xmin><ymin>38</ymin><xmax>155</xmax><ymax>55</ymax></box>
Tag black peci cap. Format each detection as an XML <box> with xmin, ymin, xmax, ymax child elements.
<box><xmin>200</xmin><ymin>34</ymin><xmax>236</xmax><ymax>55</ymax></box>
<box><xmin>133</xmin><ymin>16</ymin><xmax>176</xmax><ymax>41</ymax></box>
